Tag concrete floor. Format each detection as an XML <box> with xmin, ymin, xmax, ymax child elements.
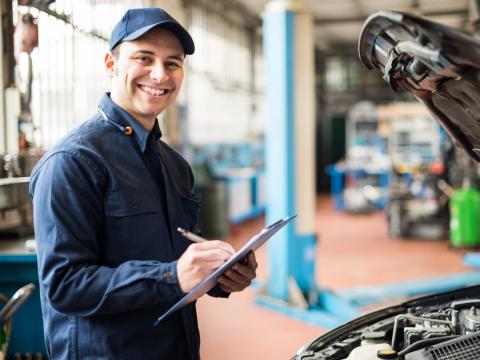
<box><xmin>197</xmin><ymin>195</ymin><xmax>473</xmax><ymax>359</ymax></box>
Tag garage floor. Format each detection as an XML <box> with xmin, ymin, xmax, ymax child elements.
<box><xmin>197</xmin><ymin>195</ymin><xmax>474</xmax><ymax>359</ymax></box>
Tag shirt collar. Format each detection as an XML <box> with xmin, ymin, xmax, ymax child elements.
<box><xmin>149</xmin><ymin>119</ymin><xmax>162</xmax><ymax>142</ymax></box>
<box><xmin>98</xmin><ymin>93</ymin><xmax>162</xmax><ymax>153</ymax></box>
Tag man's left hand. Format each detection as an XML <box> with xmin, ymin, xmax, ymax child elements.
<box><xmin>216</xmin><ymin>251</ymin><xmax>257</xmax><ymax>293</ymax></box>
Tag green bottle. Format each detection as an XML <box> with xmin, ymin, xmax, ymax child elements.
<box><xmin>450</xmin><ymin>187</ymin><xmax>480</xmax><ymax>247</ymax></box>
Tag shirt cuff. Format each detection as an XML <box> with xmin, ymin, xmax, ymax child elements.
<box><xmin>207</xmin><ymin>283</ymin><xmax>230</xmax><ymax>298</ymax></box>
<box><xmin>159</xmin><ymin>261</ymin><xmax>184</xmax><ymax>296</ymax></box>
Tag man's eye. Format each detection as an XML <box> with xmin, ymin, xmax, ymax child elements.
<box><xmin>137</xmin><ymin>56</ymin><xmax>151</xmax><ymax>63</ymax></box>
<box><xmin>166</xmin><ymin>61</ymin><xmax>181</xmax><ymax>69</ymax></box>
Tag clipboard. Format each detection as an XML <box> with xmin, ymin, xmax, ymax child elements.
<box><xmin>154</xmin><ymin>214</ymin><xmax>297</xmax><ymax>325</ymax></box>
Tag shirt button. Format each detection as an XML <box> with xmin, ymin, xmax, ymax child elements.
<box><xmin>163</xmin><ymin>271</ymin><xmax>173</xmax><ymax>279</ymax></box>
<box><xmin>131</xmin><ymin>200</ymin><xmax>139</xmax><ymax>208</ymax></box>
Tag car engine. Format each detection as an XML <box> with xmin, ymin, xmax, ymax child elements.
<box><xmin>294</xmin><ymin>296</ymin><xmax>480</xmax><ymax>360</ymax></box>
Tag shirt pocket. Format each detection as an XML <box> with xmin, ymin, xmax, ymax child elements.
<box><xmin>102</xmin><ymin>191</ymin><xmax>168</xmax><ymax>263</ymax></box>
<box><xmin>179</xmin><ymin>192</ymin><xmax>201</xmax><ymax>232</ymax></box>
<box><xmin>104</xmin><ymin>191</ymin><xmax>162</xmax><ymax>217</ymax></box>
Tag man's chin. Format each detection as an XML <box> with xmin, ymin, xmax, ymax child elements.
<box><xmin>135</xmin><ymin>102</ymin><xmax>167</xmax><ymax>117</ymax></box>
<box><xmin>141</xmin><ymin>100</ymin><xmax>170</xmax><ymax>114</ymax></box>
<box><xmin>144</xmin><ymin>107</ymin><xmax>166</xmax><ymax>118</ymax></box>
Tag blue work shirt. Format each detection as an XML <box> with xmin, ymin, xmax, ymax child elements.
<box><xmin>29</xmin><ymin>93</ymin><xmax>226</xmax><ymax>359</ymax></box>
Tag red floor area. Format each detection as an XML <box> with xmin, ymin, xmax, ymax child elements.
<box><xmin>197</xmin><ymin>195</ymin><xmax>472</xmax><ymax>359</ymax></box>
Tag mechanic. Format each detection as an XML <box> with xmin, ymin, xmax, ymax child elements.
<box><xmin>29</xmin><ymin>7</ymin><xmax>257</xmax><ymax>360</ymax></box>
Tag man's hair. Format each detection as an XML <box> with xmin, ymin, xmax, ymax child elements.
<box><xmin>111</xmin><ymin>45</ymin><xmax>120</xmax><ymax>58</ymax></box>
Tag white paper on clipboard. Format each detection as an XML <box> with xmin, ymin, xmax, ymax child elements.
<box><xmin>154</xmin><ymin>214</ymin><xmax>297</xmax><ymax>326</ymax></box>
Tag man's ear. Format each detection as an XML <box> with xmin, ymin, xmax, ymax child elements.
<box><xmin>104</xmin><ymin>52</ymin><xmax>116</xmax><ymax>77</ymax></box>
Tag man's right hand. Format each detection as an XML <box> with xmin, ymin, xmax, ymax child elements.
<box><xmin>176</xmin><ymin>240</ymin><xmax>235</xmax><ymax>293</ymax></box>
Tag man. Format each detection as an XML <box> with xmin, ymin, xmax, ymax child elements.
<box><xmin>29</xmin><ymin>7</ymin><xmax>257</xmax><ymax>359</ymax></box>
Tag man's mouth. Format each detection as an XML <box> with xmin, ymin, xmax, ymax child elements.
<box><xmin>138</xmin><ymin>84</ymin><xmax>171</xmax><ymax>97</ymax></box>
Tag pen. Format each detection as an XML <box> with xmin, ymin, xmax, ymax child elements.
<box><xmin>177</xmin><ymin>227</ymin><xmax>208</xmax><ymax>243</ymax></box>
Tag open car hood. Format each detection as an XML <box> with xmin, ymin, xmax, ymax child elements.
<box><xmin>358</xmin><ymin>10</ymin><xmax>480</xmax><ymax>162</ymax></box>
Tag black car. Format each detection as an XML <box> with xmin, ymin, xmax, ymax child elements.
<box><xmin>293</xmin><ymin>11</ymin><xmax>480</xmax><ymax>360</ymax></box>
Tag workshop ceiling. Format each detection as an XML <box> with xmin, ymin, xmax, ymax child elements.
<box><xmin>241</xmin><ymin>0</ymin><xmax>471</xmax><ymax>50</ymax></box>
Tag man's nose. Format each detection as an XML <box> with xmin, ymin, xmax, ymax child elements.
<box><xmin>150</xmin><ymin>62</ymin><xmax>168</xmax><ymax>82</ymax></box>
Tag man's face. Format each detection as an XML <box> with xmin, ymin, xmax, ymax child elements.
<box><xmin>105</xmin><ymin>27</ymin><xmax>185</xmax><ymax>127</ymax></box>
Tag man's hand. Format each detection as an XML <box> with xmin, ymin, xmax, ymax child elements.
<box><xmin>177</xmin><ymin>240</ymin><xmax>235</xmax><ymax>293</ymax></box>
<box><xmin>216</xmin><ymin>251</ymin><xmax>257</xmax><ymax>293</ymax></box>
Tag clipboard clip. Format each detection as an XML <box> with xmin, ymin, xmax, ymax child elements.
<box><xmin>266</xmin><ymin>215</ymin><xmax>297</xmax><ymax>230</ymax></box>
<box><xmin>266</xmin><ymin>219</ymin><xmax>283</xmax><ymax>229</ymax></box>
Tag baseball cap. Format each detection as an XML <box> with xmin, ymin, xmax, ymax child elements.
<box><xmin>109</xmin><ymin>7</ymin><xmax>195</xmax><ymax>55</ymax></box>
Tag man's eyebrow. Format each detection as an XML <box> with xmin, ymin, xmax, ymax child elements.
<box><xmin>131</xmin><ymin>50</ymin><xmax>184</xmax><ymax>61</ymax></box>
<box><xmin>132</xmin><ymin>49</ymin><xmax>155</xmax><ymax>55</ymax></box>
<box><xmin>167</xmin><ymin>54</ymin><xmax>185</xmax><ymax>62</ymax></box>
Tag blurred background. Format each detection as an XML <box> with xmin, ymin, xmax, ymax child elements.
<box><xmin>1</xmin><ymin>0</ymin><xmax>480</xmax><ymax>359</ymax></box>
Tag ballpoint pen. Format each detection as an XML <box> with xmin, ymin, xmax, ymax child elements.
<box><xmin>178</xmin><ymin>227</ymin><xmax>253</xmax><ymax>266</ymax></box>
<box><xmin>177</xmin><ymin>227</ymin><xmax>208</xmax><ymax>243</ymax></box>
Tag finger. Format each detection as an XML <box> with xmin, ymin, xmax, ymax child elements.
<box><xmin>246</xmin><ymin>251</ymin><xmax>258</xmax><ymax>270</ymax></box>
<box><xmin>229</xmin><ymin>263</ymin><xmax>256</xmax><ymax>281</ymax></box>
<box><xmin>192</xmin><ymin>257</ymin><xmax>230</xmax><ymax>271</ymax></box>
<box><xmin>217</xmin><ymin>275</ymin><xmax>245</xmax><ymax>292</ymax></box>
<box><xmin>205</xmin><ymin>247</ymin><xmax>234</xmax><ymax>260</ymax></box>
<box><xmin>202</xmin><ymin>258</ymin><xmax>230</xmax><ymax>270</ymax></box>
<box><xmin>194</xmin><ymin>240</ymin><xmax>235</xmax><ymax>255</ymax></box>
<box><xmin>195</xmin><ymin>240</ymin><xmax>234</xmax><ymax>252</ymax></box>
<box><xmin>193</xmin><ymin>248</ymin><xmax>233</xmax><ymax>263</ymax></box>
<box><xmin>219</xmin><ymin>283</ymin><xmax>233</xmax><ymax>293</ymax></box>
<box><xmin>223</xmin><ymin>268</ymin><xmax>252</xmax><ymax>286</ymax></box>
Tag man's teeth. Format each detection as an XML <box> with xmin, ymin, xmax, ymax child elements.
<box><xmin>140</xmin><ymin>85</ymin><xmax>167</xmax><ymax>96</ymax></box>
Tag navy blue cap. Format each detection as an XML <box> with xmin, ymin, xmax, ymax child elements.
<box><xmin>109</xmin><ymin>8</ymin><xmax>194</xmax><ymax>55</ymax></box>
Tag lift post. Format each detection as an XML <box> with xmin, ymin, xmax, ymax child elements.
<box><xmin>262</xmin><ymin>0</ymin><xmax>317</xmax><ymax>302</ymax></box>
<box><xmin>258</xmin><ymin>0</ymin><xmax>359</xmax><ymax>328</ymax></box>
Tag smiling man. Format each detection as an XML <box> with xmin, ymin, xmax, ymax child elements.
<box><xmin>29</xmin><ymin>7</ymin><xmax>257</xmax><ymax>360</ymax></box>
<box><xmin>107</xmin><ymin>27</ymin><xmax>185</xmax><ymax>128</ymax></box>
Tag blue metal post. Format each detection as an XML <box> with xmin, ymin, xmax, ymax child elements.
<box><xmin>264</xmin><ymin>0</ymin><xmax>317</xmax><ymax>300</ymax></box>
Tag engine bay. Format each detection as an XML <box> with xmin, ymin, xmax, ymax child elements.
<box><xmin>294</xmin><ymin>291</ymin><xmax>480</xmax><ymax>360</ymax></box>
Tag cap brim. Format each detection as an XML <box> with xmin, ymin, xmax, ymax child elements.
<box><xmin>120</xmin><ymin>21</ymin><xmax>194</xmax><ymax>55</ymax></box>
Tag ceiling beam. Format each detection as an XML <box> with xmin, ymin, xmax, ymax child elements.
<box><xmin>314</xmin><ymin>8</ymin><xmax>468</xmax><ymax>25</ymax></box>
